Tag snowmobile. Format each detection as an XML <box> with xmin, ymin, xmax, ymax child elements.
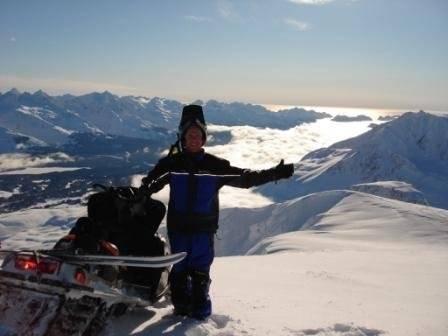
<box><xmin>0</xmin><ymin>184</ymin><xmax>183</xmax><ymax>336</ymax></box>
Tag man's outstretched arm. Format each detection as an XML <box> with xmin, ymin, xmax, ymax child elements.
<box><xmin>225</xmin><ymin>160</ymin><xmax>294</xmax><ymax>189</ymax></box>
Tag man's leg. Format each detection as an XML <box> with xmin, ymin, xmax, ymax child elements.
<box><xmin>168</xmin><ymin>232</ymin><xmax>191</xmax><ymax>315</ymax></box>
<box><xmin>189</xmin><ymin>233</ymin><xmax>214</xmax><ymax>320</ymax></box>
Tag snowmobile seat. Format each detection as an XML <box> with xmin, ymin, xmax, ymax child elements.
<box><xmin>74</xmin><ymin>185</ymin><xmax>169</xmax><ymax>299</ymax></box>
<box><xmin>87</xmin><ymin>184</ymin><xmax>166</xmax><ymax>244</ymax></box>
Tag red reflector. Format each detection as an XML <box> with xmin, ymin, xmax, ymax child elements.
<box><xmin>74</xmin><ymin>268</ymin><xmax>87</xmax><ymax>284</ymax></box>
<box><xmin>38</xmin><ymin>260</ymin><xmax>59</xmax><ymax>274</ymax></box>
<box><xmin>15</xmin><ymin>255</ymin><xmax>38</xmax><ymax>271</ymax></box>
<box><xmin>15</xmin><ymin>255</ymin><xmax>59</xmax><ymax>274</ymax></box>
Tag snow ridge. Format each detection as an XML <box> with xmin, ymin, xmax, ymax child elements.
<box><xmin>216</xmin><ymin>190</ymin><xmax>448</xmax><ymax>256</ymax></box>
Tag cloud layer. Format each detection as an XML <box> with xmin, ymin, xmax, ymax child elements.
<box><xmin>205</xmin><ymin>119</ymin><xmax>372</xmax><ymax>170</ymax></box>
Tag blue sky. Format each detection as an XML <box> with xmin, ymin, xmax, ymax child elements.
<box><xmin>1</xmin><ymin>0</ymin><xmax>447</xmax><ymax>110</ymax></box>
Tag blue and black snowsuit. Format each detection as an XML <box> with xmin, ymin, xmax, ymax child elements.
<box><xmin>144</xmin><ymin>149</ymin><xmax>291</xmax><ymax>319</ymax></box>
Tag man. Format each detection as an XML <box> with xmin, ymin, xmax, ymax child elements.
<box><xmin>141</xmin><ymin>104</ymin><xmax>293</xmax><ymax>320</ymax></box>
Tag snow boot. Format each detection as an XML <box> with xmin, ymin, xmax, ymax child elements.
<box><xmin>190</xmin><ymin>270</ymin><xmax>212</xmax><ymax>320</ymax></box>
<box><xmin>169</xmin><ymin>270</ymin><xmax>191</xmax><ymax>316</ymax></box>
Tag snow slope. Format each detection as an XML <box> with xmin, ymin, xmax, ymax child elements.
<box><xmin>103</xmin><ymin>191</ymin><xmax>448</xmax><ymax>336</ymax></box>
<box><xmin>2</xmin><ymin>191</ymin><xmax>446</xmax><ymax>336</ymax></box>
<box><xmin>0</xmin><ymin>205</ymin><xmax>84</xmax><ymax>249</ymax></box>
<box><xmin>259</xmin><ymin>111</ymin><xmax>448</xmax><ymax>209</ymax></box>
<box><xmin>216</xmin><ymin>190</ymin><xmax>448</xmax><ymax>256</ymax></box>
<box><xmin>0</xmin><ymin>126</ymin><xmax>47</xmax><ymax>152</ymax></box>
<box><xmin>349</xmin><ymin>181</ymin><xmax>428</xmax><ymax>205</ymax></box>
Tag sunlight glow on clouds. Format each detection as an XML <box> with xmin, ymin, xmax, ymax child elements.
<box><xmin>284</xmin><ymin>18</ymin><xmax>310</xmax><ymax>32</ymax></box>
<box><xmin>204</xmin><ymin>119</ymin><xmax>372</xmax><ymax>170</ymax></box>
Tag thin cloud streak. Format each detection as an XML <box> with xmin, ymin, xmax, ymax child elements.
<box><xmin>284</xmin><ymin>18</ymin><xmax>311</xmax><ymax>31</ymax></box>
<box><xmin>216</xmin><ymin>0</ymin><xmax>244</xmax><ymax>22</ymax></box>
<box><xmin>185</xmin><ymin>15</ymin><xmax>212</xmax><ymax>23</ymax></box>
<box><xmin>218</xmin><ymin>2</ymin><xmax>233</xmax><ymax>19</ymax></box>
<box><xmin>288</xmin><ymin>0</ymin><xmax>335</xmax><ymax>5</ymax></box>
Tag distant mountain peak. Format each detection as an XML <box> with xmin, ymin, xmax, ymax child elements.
<box><xmin>33</xmin><ymin>90</ymin><xmax>50</xmax><ymax>98</ymax></box>
<box><xmin>191</xmin><ymin>99</ymin><xmax>204</xmax><ymax>106</ymax></box>
<box><xmin>5</xmin><ymin>88</ymin><xmax>21</xmax><ymax>96</ymax></box>
<box><xmin>101</xmin><ymin>90</ymin><xmax>114</xmax><ymax>97</ymax></box>
<box><xmin>78</xmin><ymin>91</ymin><xmax>118</xmax><ymax>103</ymax></box>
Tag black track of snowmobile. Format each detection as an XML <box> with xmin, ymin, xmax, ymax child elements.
<box><xmin>45</xmin><ymin>296</ymin><xmax>106</xmax><ymax>336</ymax></box>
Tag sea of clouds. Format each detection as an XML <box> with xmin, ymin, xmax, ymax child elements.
<box><xmin>133</xmin><ymin>118</ymin><xmax>376</xmax><ymax>209</ymax></box>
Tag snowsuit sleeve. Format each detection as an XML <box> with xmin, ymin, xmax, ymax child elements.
<box><xmin>218</xmin><ymin>164</ymin><xmax>283</xmax><ymax>189</ymax></box>
<box><xmin>234</xmin><ymin>168</ymin><xmax>280</xmax><ymax>188</ymax></box>
<box><xmin>146</xmin><ymin>172</ymin><xmax>170</xmax><ymax>195</ymax></box>
<box><xmin>142</xmin><ymin>155</ymin><xmax>173</xmax><ymax>186</ymax></box>
<box><xmin>203</xmin><ymin>154</ymin><xmax>282</xmax><ymax>188</ymax></box>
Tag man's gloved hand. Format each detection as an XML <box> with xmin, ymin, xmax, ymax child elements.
<box><xmin>274</xmin><ymin>159</ymin><xmax>294</xmax><ymax>180</ymax></box>
<box><xmin>137</xmin><ymin>183</ymin><xmax>151</xmax><ymax>197</ymax></box>
<box><xmin>141</xmin><ymin>176</ymin><xmax>150</xmax><ymax>187</ymax></box>
<box><xmin>139</xmin><ymin>177</ymin><xmax>157</xmax><ymax>196</ymax></box>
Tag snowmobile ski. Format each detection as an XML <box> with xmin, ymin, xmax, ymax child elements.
<box><xmin>47</xmin><ymin>251</ymin><xmax>187</xmax><ymax>268</ymax></box>
<box><xmin>0</xmin><ymin>250</ymin><xmax>186</xmax><ymax>268</ymax></box>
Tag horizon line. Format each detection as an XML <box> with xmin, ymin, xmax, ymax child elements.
<box><xmin>1</xmin><ymin>87</ymin><xmax>442</xmax><ymax>115</ymax></box>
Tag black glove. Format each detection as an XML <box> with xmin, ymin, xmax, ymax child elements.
<box><xmin>139</xmin><ymin>177</ymin><xmax>157</xmax><ymax>198</ymax></box>
<box><xmin>141</xmin><ymin>176</ymin><xmax>150</xmax><ymax>187</ymax></box>
<box><xmin>137</xmin><ymin>184</ymin><xmax>152</xmax><ymax>197</ymax></box>
<box><xmin>274</xmin><ymin>159</ymin><xmax>294</xmax><ymax>180</ymax></box>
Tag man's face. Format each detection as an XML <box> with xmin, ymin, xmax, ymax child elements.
<box><xmin>184</xmin><ymin>126</ymin><xmax>204</xmax><ymax>153</ymax></box>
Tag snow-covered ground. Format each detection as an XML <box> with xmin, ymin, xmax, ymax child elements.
<box><xmin>1</xmin><ymin>191</ymin><xmax>447</xmax><ymax>336</ymax></box>
<box><xmin>0</xmin><ymin>205</ymin><xmax>84</xmax><ymax>248</ymax></box>
<box><xmin>103</xmin><ymin>191</ymin><xmax>448</xmax><ymax>336</ymax></box>
<box><xmin>349</xmin><ymin>181</ymin><xmax>428</xmax><ymax>205</ymax></box>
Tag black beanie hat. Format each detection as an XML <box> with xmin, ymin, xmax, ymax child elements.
<box><xmin>179</xmin><ymin>105</ymin><xmax>207</xmax><ymax>142</ymax></box>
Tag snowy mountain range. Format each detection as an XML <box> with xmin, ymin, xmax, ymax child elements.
<box><xmin>258</xmin><ymin>111</ymin><xmax>448</xmax><ymax>209</ymax></box>
<box><xmin>0</xmin><ymin>89</ymin><xmax>333</xmax><ymax>213</ymax></box>
<box><xmin>0</xmin><ymin>89</ymin><xmax>330</xmax><ymax>150</ymax></box>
